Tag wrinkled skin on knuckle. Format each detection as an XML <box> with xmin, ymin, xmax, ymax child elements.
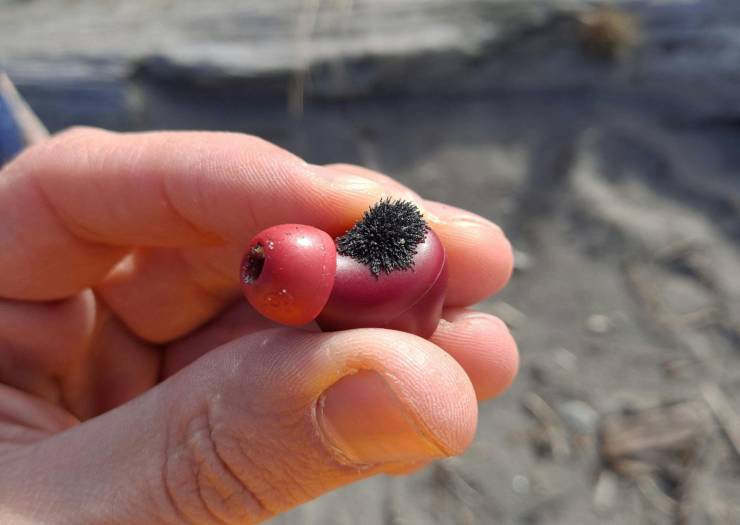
<box><xmin>206</xmin><ymin>395</ymin><xmax>349</xmax><ymax>515</ymax></box>
<box><xmin>23</xmin><ymin>126</ymin><xmax>101</xmax><ymax>165</ymax></box>
<box><xmin>163</xmin><ymin>399</ymin><xmax>347</xmax><ymax>525</ymax></box>
<box><xmin>164</xmin><ymin>409</ymin><xmax>273</xmax><ymax>525</ymax></box>
<box><xmin>160</xmin><ymin>331</ymin><xmax>375</xmax><ymax>524</ymax></box>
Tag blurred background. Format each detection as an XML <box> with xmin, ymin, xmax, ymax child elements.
<box><xmin>2</xmin><ymin>0</ymin><xmax>740</xmax><ymax>523</ymax></box>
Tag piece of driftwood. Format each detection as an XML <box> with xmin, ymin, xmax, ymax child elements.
<box><xmin>600</xmin><ymin>400</ymin><xmax>712</xmax><ymax>463</ymax></box>
<box><xmin>599</xmin><ymin>399</ymin><xmax>721</xmax><ymax>520</ymax></box>
<box><xmin>3</xmin><ymin>1</ymin><xmax>740</xmax><ymax>130</ymax></box>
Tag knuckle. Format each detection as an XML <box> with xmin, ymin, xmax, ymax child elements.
<box><xmin>2</xmin><ymin>126</ymin><xmax>107</xmax><ymax>176</ymax></box>
<box><xmin>53</xmin><ymin>125</ymin><xmax>105</xmax><ymax>141</ymax></box>
<box><xmin>160</xmin><ymin>341</ymin><xmax>366</xmax><ymax>523</ymax></box>
<box><xmin>40</xmin><ymin>126</ymin><xmax>104</xmax><ymax>160</ymax></box>
<box><xmin>164</xmin><ymin>408</ymin><xmax>272</xmax><ymax>525</ymax></box>
<box><xmin>8</xmin><ymin>126</ymin><xmax>101</xmax><ymax>174</ymax></box>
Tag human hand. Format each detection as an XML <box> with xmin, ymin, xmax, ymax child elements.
<box><xmin>0</xmin><ymin>128</ymin><xmax>517</xmax><ymax>524</ymax></box>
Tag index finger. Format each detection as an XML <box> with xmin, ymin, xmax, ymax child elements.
<box><xmin>0</xmin><ymin>128</ymin><xmax>385</xmax><ymax>300</ymax></box>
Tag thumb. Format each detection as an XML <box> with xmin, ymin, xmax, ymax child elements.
<box><xmin>1</xmin><ymin>329</ymin><xmax>477</xmax><ymax>525</ymax></box>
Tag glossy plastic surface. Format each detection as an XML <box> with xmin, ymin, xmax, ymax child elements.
<box><xmin>241</xmin><ymin>224</ymin><xmax>336</xmax><ymax>326</ymax></box>
<box><xmin>317</xmin><ymin>229</ymin><xmax>447</xmax><ymax>338</ymax></box>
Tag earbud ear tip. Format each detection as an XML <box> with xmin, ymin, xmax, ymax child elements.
<box><xmin>317</xmin><ymin>228</ymin><xmax>448</xmax><ymax>338</ymax></box>
<box><xmin>240</xmin><ymin>201</ymin><xmax>448</xmax><ymax>337</ymax></box>
<box><xmin>240</xmin><ymin>224</ymin><xmax>336</xmax><ymax>326</ymax></box>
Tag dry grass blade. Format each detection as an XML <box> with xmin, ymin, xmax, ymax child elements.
<box><xmin>702</xmin><ymin>384</ymin><xmax>740</xmax><ymax>462</ymax></box>
<box><xmin>523</xmin><ymin>391</ymin><xmax>571</xmax><ymax>460</ymax></box>
<box><xmin>0</xmin><ymin>72</ymin><xmax>48</xmax><ymax>145</ymax></box>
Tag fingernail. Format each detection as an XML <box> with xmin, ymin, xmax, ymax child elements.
<box><xmin>314</xmin><ymin>166</ymin><xmax>383</xmax><ymax>193</ymax></box>
<box><xmin>452</xmin><ymin>216</ymin><xmax>503</xmax><ymax>236</ymax></box>
<box><xmin>318</xmin><ymin>371</ymin><xmax>448</xmax><ymax>465</ymax></box>
<box><xmin>446</xmin><ymin>311</ymin><xmax>509</xmax><ymax>330</ymax></box>
<box><xmin>426</xmin><ymin>204</ymin><xmax>501</xmax><ymax>232</ymax></box>
<box><xmin>333</xmin><ymin>174</ymin><xmax>384</xmax><ymax>193</ymax></box>
<box><xmin>421</xmin><ymin>207</ymin><xmax>443</xmax><ymax>225</ymax></box>
<box><xmin>470</xmin><ymin>314</ymin><xmax>510</xmax><ymax>333</ymax></box>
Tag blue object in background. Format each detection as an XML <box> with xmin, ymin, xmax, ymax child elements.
<box><xmin>0</xmin><ymin>94</ymin><xmax>24</xmax><ymax>166</ymax></box>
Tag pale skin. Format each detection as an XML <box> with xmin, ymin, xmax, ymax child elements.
<box><xmin>0</xmin><ymin>128</ymin><xmax>518</xmax><ymax>524</ymax></box>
